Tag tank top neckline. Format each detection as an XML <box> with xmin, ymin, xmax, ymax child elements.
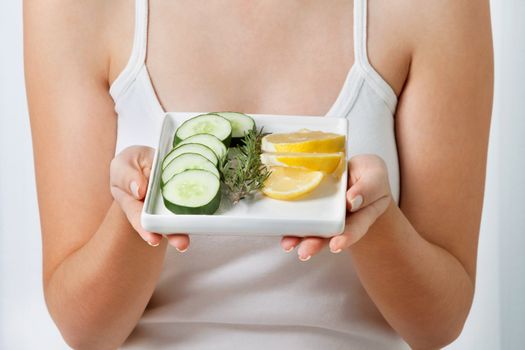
<box><xmin>109</xmin><ymin>0</ymin><xmax>398</xmax><ymax>118</ymax></box>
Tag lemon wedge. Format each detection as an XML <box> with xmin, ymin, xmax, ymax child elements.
<box><xmin>261</xmin><ymin>129</ymin><xmax>346</xmax><ymax>153</ymax></box>
<box><xmin>261</xmin><ymin>166</ymin><xmax>324</xmax><ymax>200</ymax></box>
<box><xmin>260</xmin><ymin>152</ymin><xmax>344</xmax><ymax>174</ymax></box>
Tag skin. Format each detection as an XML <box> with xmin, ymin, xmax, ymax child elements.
<box><xmin>24</xmin><ymin>0</ymin><xmax>493</xmax><ymax>349</ymax></box>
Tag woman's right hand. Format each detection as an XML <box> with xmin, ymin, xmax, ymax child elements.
<box><xmin>109</xmin><ymin>145</ymin><xmax>190</xmax><ymax>251</ymax></box>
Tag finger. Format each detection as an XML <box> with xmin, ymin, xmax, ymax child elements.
<box><xmin>346</xmin><ymin>167</ymin><xmax>390</xmax><ymax>213</ymax></box>
<box><xmin>166</xmin><ymin>234</ymin><xmax>190</xmax><ymax>252</ymax></box>
<box><xmin>280</xmin><ymin>236</ymin><xmax>303</xmax><ymax>252</ymax></box>
<box><xmin>110</xmin><ymin>146</ymin><xmax>154</xmax><ymax>200</ymax></box>
<box><xmin>135</xmin><ymin>146</ymin><xmax>155</xmax><ymax>181</ymax></box>
<box><xmin>347</xmin><ymin>154</ymin><xmax>387</xmax><ymax>184</ymax></box>
<box><xmin>296</xmin><ymin>237</ymin><xmax>327</xmax><ymax>261</ymax></box>
<box><xmin>143</xmin><ymin>166</ymin><xmax>152</xmax><ymax>180</ymax></box>
<box><xmin>112</xmin><ymin>186</ymin><xmax>163</xmax><ymax>246</ymax></box>
<box><xmin>110</xmin><ymin>160</ymin><xmax>148</xmax><ymax>200</ymax></box>
<box><xmin>330</xmin><ymin>197</ymin><xmax>391</xmax><ymax>251</ymax></box>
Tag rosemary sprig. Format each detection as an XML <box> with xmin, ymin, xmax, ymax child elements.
<box><xmin>219</xmin><ymin>127</ymin><xmax>273</xmax><ymax>205</ymax></box>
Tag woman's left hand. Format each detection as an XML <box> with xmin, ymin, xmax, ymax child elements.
<box><xmin>280</xmin><ymin>154</ymin><xmax>393</xmax><ymax>261</ymax></box>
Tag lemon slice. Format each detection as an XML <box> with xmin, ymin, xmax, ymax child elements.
<box><xmin>262</xmin><ymin>166</ymin><xmax>324</xmax><ymax>200</ymax></box>
<box><xmin>331</xmin><ymin>151</ymin><xmax>347</xmax><ymax>180</ymax></box>
<box><xmin>261</xmin><ymin>129</ymin><xmax>346</xmax><ymax>153</ymax></box>
<box><xmin>260</xmin><ymin>152</ymin><xmax>344</xmax><ymax>174</ymax></box>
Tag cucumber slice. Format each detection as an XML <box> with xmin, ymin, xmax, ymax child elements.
<box><xmin>174</xmin><ymin>113</ymin><xmax>232</xmax><ymax>147</ymax></box>
<box><xmin>175</xmin><ymin>133</ymin><xmax>228</xmax><ymax>161</ymax></box>
<box><xmin>215</xmin><ymin>112</ymin><xmax>256</xmax><ymax>146</ymax></box>
<box><xmin>162</xmin><ymin>169</ymin><xmax>221</xmax><ymax>215</ymax></box>
<box><xmin>162</xmin><ymin>152</ymin><xmax>219</xmax><ymax>185</ymax></box>
<box><xmin>162</xmin><ymin>143</ymin><xmax>218</xmax><ymax>170</ymax></box>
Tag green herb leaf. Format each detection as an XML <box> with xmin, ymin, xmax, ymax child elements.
<box><xmin>219</xmin><ymin>127</ymin><xmax>272</xmax><ymax>204</ymax></box>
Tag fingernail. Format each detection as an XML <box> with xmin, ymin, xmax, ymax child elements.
<box><xmin>298</xmin><ymin>254</ymin><xmax>311</xmax><ymax>262</ymax></box>
<box><xmin>147</xmin><ymin>240</ymin><xmax>160</xmax><ymax>247</ymax></box>
<box><xmin>284</xmin><ymin>246</ymin><xmax>294</xmax><ymax>253</ymax></box>
<box><xmin>350</xmin><ymin>195</ymin><xmax>363</xmax><ymax>212</ymax></box>
<box><xmin>130</xmin><ymin>181</ymin><xmax>140</xmax><ymax>199</ymax></box>
<box><xmin>176</xmin><ymin>246</ymin><xmax>188</xmax><ymax>253</ymax></box>
<box><xmin>330</xmin><ymin>248</ymin><xmax>343</xmax><ymax>253</ymax></box>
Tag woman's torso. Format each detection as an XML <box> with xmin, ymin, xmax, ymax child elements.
<box><xmin>109</xmin><ymin>0</ymin><xmax>410</xmax><ymax>348</ymax></box>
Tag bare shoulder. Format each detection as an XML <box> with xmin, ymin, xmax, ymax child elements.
<box><xmin>377</xmin><ymin>0</ymin><xmax>493</xmax><ymax>67</ymax></box>
<box><xmin>406</xmin><ymin>0</ymin><xmax>492</xmax><ymax>50</ymax></box>
<box><xmin>24</xmin><ymin>0</ymin><xmax>108</xmax><ymax>79</ymax></box>
<box><xmin>367</xmin><ymin>0</ymin><xmax>492</xmax><ymax>97</ymax></box>
<box><xmin>397</xmin><ymin>0</ymin><xmax>494</xmax><ymax>110</ymax></box>
<box><xmin>23</xmin><ymin>0</ymin><xmax>133</xmax><ymax>83</ymax></box>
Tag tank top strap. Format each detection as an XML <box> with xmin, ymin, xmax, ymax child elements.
<box><xmin>133</xmin><ymin>0</ymin><xmax>149</xmax><ymax>65</ymax></box>
<box><xmin>353</xmin><ymin>0</ymin><xmax>368</xmax><ymax>68</ymax></box>
<box><xmin>352</xmin><ymin>0</ymin><xmax>398</xmax><ymax>113</ymax></box>
<box><xmin>109</xmin><ymin>0</ymin><xmax>149</xmax><ymax>100</ymax></box>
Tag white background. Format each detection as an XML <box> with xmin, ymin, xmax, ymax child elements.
<box><xmin>1</xmin><ymin>1</ymin><xmax>523</xmax><ymax>349</ymax></box>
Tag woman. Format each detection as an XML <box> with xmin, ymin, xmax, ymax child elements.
<box><xmin>24</xmin><ymin>0</ymin><xmax>493</xmax><ymax>349</ymax></box>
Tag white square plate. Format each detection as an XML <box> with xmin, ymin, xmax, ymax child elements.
<box><xmin>141</xmin><ymin>112</ymin><xmax>348</xmax><ymax>237</ymax></box>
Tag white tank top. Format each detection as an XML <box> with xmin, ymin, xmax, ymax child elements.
<box><xmin>110</xmin><ymin>0</ymin><xmax>406</xmax><ymax>348</ymax></box>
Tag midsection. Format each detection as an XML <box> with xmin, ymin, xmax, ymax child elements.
<box><xmin>108</xmin><ymin>0</ymin><xmax>410</xmax><ymax>116</ymax></box>
<box><xmin>129</xmin><ymin>234</ymin><xmax>406</xmax><ymax>348</ymax></box>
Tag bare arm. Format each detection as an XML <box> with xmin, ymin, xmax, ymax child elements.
<box><xmin>348</xmin><ymin>1</ymin><xmax>493</xmax><ymax>348</ymax></box>
<box><xmin>282</xmin><ymin>1</ymin><xmax>493</xmax><ymax>348</ymax></box>
<box><xmin>24</xmin><ymin>1</ymin><xmax>169</xmax><ymax>348</ymax></box>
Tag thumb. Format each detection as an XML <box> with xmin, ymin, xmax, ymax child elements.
<box><xmin>346</xmin><ymin>155</ymin><xmax>390</xmax><ymax>212</ymax></box>
<box><xmin>110</xmin><ymin>146</ymin><xmax>154</xmax><ymax>201</ymax></box>
<box><xmin>129</xmin><ymin>178</ymin><xmax>148</xmax><ymax>201</ymax></box>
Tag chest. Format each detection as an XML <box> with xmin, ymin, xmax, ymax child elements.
<box><xmin>145</xmin><ymin>1</ymin><xmax>354</xmax><ymax>115</ymax></box>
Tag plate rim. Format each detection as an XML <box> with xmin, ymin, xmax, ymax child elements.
<box><xmin>141</xmin><ymin>112</ymin><xmax>348</xmax><ymax>237</ymax></box>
